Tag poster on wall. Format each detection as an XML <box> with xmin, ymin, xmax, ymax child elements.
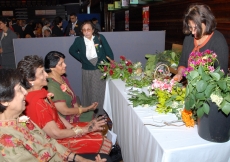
<box><xmin>143</xmin><ymin>6</ymin><xmax>149</xmax><ymax>31</ymax></box>
<box><xmin>2</xmin><ymin>11</ymin><xmax>13</xmax><ymax>16</ymax></box>
<box><xmin>125</xmin><ymin>10</ymin><xmax>129</xmax><ymax>31</ymax></box>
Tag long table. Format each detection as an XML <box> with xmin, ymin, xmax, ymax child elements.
<box><xmin>103</xmin><ymin>79</ymin><xmax>230</xmax><ymax>162</ymax></box>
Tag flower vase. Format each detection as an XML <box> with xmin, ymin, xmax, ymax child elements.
<box><xmin>197</xmin><ymin>101</ymin><xmax>230</xmax><ymax>142</ymax></box>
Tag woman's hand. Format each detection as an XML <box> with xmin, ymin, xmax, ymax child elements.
<box><xmin>83</xmin><ymin>115</ymin><xmax>107</xmax><ymax>134</ymax></box>
<box><xmin>87</xmin><ymin>102</ymin><xmax>98</xmax><ymax>111</ymax></box>
<box><xmin>95</xmin><ymin>154</ymin><xmax>107</xmax><ymax>162</ymax></box>
<box><xmin>173</xmin><ymin>73</ymin><xmax>183</xmax><ymax>82</ymax></box>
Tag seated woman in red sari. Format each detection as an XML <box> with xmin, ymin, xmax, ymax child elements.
<box><xmin>17</xmin><ymin>55</ymin><xmax>112</xmax><ymax>154</ymax></box>
<box><xmin>44</xmin><ymin>51</ymin><xmax>97</xmax><ymax>123</ymax></box>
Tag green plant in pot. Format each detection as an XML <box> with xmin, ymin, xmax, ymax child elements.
<box><xmin>184</xmin><ymin>49</ymin><xmax>230</xmax><ymax>142</ymax></box>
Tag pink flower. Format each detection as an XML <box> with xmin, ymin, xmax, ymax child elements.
<box><xmin>125</xmin><ymin>60</ymin><xmax>132</xmax><ymax>66</ymax></box>
<box><xmin>60</xmin><ymin>84</ymin><xmax>67</xmax><ymax>92</ymax></box>
<box><xmin>208</xmin><ymin>66</ymin><xmax>215</xmax><ymax>72</ymax></box>
<box><xmin>110</xmin><ymin>63</ymin><xmax>116</xmax><ymax>69</ymax></box>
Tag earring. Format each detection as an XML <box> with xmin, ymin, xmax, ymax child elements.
<box><xmin>31</xmin><ymin>82</ymin><xmax>34</xmax><ymax>86</ymax></box>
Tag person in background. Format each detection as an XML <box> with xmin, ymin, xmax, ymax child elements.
<box><xmin>0</xmin><ymin>17</ymin><xmax>17</xmax><ymax>69</ymax></box>
<box><xmin>0</xmin><ymin>68</ymin><xmax>111</xmax><ymax>162</ymax></box>
<box><xmin>17</xmin><ymin>55</ymin><xmax>112</xmax><ymax>154</ymax></box>
<box><xmin>45</xmin><ymin>51</ymin><xmax>97</xmax><ymax>123</ymax></box>
<box><xmin>34</xmin><ymin>22</ymin><xmax>43</xmax><ymax>37</ymax></box>
<box><xmin>42</xmin><ymin>19</ymin><xmax>52</xmax><ymax>37</ymax></box>
<box><xmin>7</xmin><ymin>18</ymin><xmax>14</xmax><ymax>31</ymax></box>
<box><xmin>44</xmin><ymin>28</ymin><xmax>52</xmax><ymax>37</ymax></box>
<box><xmin>69</xmin><ymin>21</ymin><xmax>114</xmax><ymax>121</ymax></box>
<box><xmin>65</xmin><ymin>12</ymin><xmax>81</xmax><ymax>36</ymax></box>
<box><xmin>21</xmin><ymin>19</ymin><xmax>35</xmax><ymax>38</ymax></box>
<box><xmin>174</xmin><ymin>4</ymin><xmax>229</xmax><ymax>81</ymax></box>
<box><xmin>52</xmin><ymin>16</ymin><xmax>64</xmax><ymax>37</ymax></box>
<box><xmin>12</xmin><ymin>19</ymin><xmax>23</xmax><ymax>38</ymax></box>
<box><xmin>92</xmin><ymin>17</ymin><xmax>101</xmax><ymax>32</ymax></box>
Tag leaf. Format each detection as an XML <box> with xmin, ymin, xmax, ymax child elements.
<box><xmin>198</xmin><ymin>66</ymin><xmax>204</xmax><ymax>75</ymax></box>
<box><xmin>197</xmin><ymin>107</ymin><xmax>204</xmax><ymax>118</ymax></box>
<box><xmin>220</xmin><ymin>100</ymin><xmax>230</xmax><ymax>115</ymax></box>
<box><xmin>204</xmin><ymin>84</ymin><xmax>215</xmax><ymax>98</ymax></box>
<box><xmin>196</xmin><ymin>80</ymin><xmax>207</xmax><ymax>93</ymax></box>
<box><xmin>196</xmin><ymin>92</ymin><xmax>206</xmax><ymax>100</ymax></box>
<box><xmin>210</xmin><ymin>72</ymin><xmax>220</xmax><ymax>81</ymax></box>
<box><xmin>201</xmin><ymin>72</ymin><xmax>211</xmax><ymax>81</ymax></box>
<box><xmin>185</xmin><ymin>94</ymin><xmax>195</xmax><ymax>109</ymax></box>
<box><xmin>217</xmin><ymin>80</ymin><xmax>227</xmax><ymax>91</ymax></box>
<box><xmin>190</xmin><ymin>71</ymin><xmax>199</xmax><ymax>80</ymax></box>
<box><xmin>202</xmin><ymin>102</ymin><xmax>210</xmax><ymax>115</ymax></box>
<box><xmin>224</xmin><ymin>94</ymin><xmax>230</xmax><ymax>102</ymax></box>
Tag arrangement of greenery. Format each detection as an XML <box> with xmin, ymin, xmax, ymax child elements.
<box><xmin>184</xmin><ymin>49</ymin><xmax>230</xmax><ymax>120</ymax></box>
<box><xmin>125</xmin><ymin>76</ymin><xmax>152</xmax><ymax>88</ymax></box>
<box><xmin>128</xmin><ymin>90</ymin><xmax>158</xmax><ymax>107</ymax></box>
<box><xmin>145</xmin><ymin>50</ymin><xmax>181</xmax><ymax>77</ymax></box>
<box><xmin>98</xmin><ymin>55</ymin><xmax>142</xmax><ymax>81</ymax></box>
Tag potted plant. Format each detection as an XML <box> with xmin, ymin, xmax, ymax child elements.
<box><xmin>184</xmin><ymin>49</ymin><xmax>230</xmax><ymax>142</ymax></box>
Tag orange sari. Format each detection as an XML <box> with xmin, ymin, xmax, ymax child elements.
<box><xmin>25</xmin><ymin>88</ymin><xmax>111</xmax><ymax>154</ymax></box>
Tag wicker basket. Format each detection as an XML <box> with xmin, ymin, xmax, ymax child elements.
<box><xmin>153</xmin><ymin>63</ymin><xmax>171</xmax><ymax>79</ymax></box>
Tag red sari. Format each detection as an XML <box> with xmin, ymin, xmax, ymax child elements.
<box><xmin>25</xmin><ymin>88</ymin><xmax>111</xmax><ymax>154</ymax></box>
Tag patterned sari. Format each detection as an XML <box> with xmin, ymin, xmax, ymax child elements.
<box><xmin>25</xmin><ymin>88</ymin><xmax>112</xmax><ymax>154</ymax></box>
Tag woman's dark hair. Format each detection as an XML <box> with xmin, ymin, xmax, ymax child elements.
<box><xmin>0</xmin><ymin>17</ymin><xmax>8</xmax><ymax>26</ymax></box>
<box><xmin>183</xmin><ymin>4</ymin><xmax>216</xmax><ymax>39</ymax></box>
<box><xmin>80</xmin><ymin>20</ymin><xmax>99</xmax><ymax>37</ymax></box>
<box><xmin>53</xmin><ymin>16</ymin><xmax>63</xmax><ymax>26</ymax></box>
<box><xmin>44</xmin><ymin>51</ymin><xmax>65</xmax><ymax>73</ymax></box>
<box><xmin>0</xmin><ymin>69</ymin><xmax>22</xmax><ymax>112</ymax></box>
<box><xmin>17</xmin><ymin>55</ymin><xmax>44</xmax><ymax>89</ymax></box>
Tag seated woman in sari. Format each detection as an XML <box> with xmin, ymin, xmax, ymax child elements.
<box><xmin>44</xmin><ymin>51</ymin><xmax>96</xmax><ymax>123</ymax></box>
<box><xmin>0</xmin><ymin>68</ymin><xmax>111</xmax><ymax>162</ymax></box>
<box><xmin>17</xmin><ymin>55</ymin><xmax>112</xmax><ymax>154</ymax></box>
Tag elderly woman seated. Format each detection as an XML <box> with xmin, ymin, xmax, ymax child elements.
<box><xmin>44</xmin><ymin>51</ymin><xmax>96</xmax><ymax>123</ymax></box>
<box><xmin>17</xmin><ymin>55</ymin><xmax>112</xmax><ymax>154</ymax></box>
<box><xmin>0</xmin><ymin>68</ymin><xmax>111</xmax><ymax>162</ymax></box>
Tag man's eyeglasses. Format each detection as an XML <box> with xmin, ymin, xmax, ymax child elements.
<box><xmin>188</xmin><ymin>25</ymin><xmax>197</xmax><ymax>32</ymax></box>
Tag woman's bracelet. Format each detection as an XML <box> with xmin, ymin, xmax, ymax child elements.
<box><xmin>72</xmin><ymin>126</ymin><xmax>83</xmax><ymax>136</ymax></box>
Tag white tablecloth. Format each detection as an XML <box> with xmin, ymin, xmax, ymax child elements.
<box><xmin>103</xmin><ymin>79</ymin><xmax>230</xmax><ymax>162</ymax></box>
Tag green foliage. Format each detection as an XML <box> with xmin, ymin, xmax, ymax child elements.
<box><xmin>128</xmin><ymin>91</ymin><xmax>158</xmax><ymax>107</ymax></box>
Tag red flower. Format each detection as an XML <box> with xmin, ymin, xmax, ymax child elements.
<box><xmin>126</xmin><ymin>60</ymin><xmax>132</xmax><ymax>66</ymax></box>
<box><xmin>110</xmin><ymin>63</ymin><xmax>116</xmax><ymax>69</ymax></box>
<box><xmin>0</xmin><ymin>134</ymin><xmax>15</xmax><ymax>147</ymax></box>
<box><xmin>103</xmin><ymin>66</ymin><xmax>107</xmax><ymax>72</ymax></box>
<box><xmin>119</xmin><ymin>64</ymin><xmax>123</xmax><ymax>70</ymax></box>
<box><xmin>120</xmin><ymin>55</ymin><xmax>126</xmax><ymax>61</ymax></box>
<box><xmin>109</xmin><ymin>70</ymin><xmax>114</xmax><ymax>75</ymax></box>
<box><xmin>26</xmin><ymin>120</ymin><xmax>35</xmax><ymax>130</ymax></box>
<box><xmin>128</xmin><ymin>68</ymin><xmax>132</xmax><ymax>74</ymax></box>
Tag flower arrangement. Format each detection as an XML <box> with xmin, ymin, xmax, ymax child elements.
<box><xmin>184</xmin><ymin>49</ymin><xmax>230</xmax><ymax>119</ymax></box>
<box><xmin>98</xmin><ymin>55</ymin><xmax>142</xmax><ymax>81</ymax></box>
<box><xmin>151</xmin><ymin>78</ymin><xmax>185</xmax><ymax>119</ymax></box>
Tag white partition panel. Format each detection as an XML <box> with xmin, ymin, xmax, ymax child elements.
<box><xmin>14</xmin><ymin>31</ymin><xmax>165</xmax><ymax>99</ymax></box>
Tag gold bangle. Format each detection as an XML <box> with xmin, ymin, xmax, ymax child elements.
<box><xmin>72</xmin><ymin>126</ymin><xmax>83</xmax><ymax>136</ymax></box>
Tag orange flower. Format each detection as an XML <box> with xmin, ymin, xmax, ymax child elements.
<box><xmin>181</xmin><ymin>109</ymin><xmax>195</xmax><ymax>127</ymax></box>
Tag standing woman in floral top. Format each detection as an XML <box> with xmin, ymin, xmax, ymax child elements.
<box><xmin>45</xmin><ymin>51</ymin><xmax>98</xmax><ymax>123</ymax></box>
<box><xmin>0</xmin><ymin>69</ymin><xmax>110</xmax><ymax>162</ymax></box>
<box><xmin>69</xmin><ymin>21</ymin><xmax>114</xmax><ymax>121</ymax></box>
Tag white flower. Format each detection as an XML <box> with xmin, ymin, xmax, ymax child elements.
<box><xmin>103</xmin><ymin>73</ymin><xmax>107</xmax><ymax>76</ymax></box>
<box><xmin>18</xmin><ymin>115</ymin><xmax>30</xmax><ymax>123</ymax></box>
<box><xmin>210</xmin><ymin>93</ymin><xmax>223</xmax><ymax>107</ymax></box>
<box><xmin>100</xmin><ymin>61</ymin><xmax>104</xmax><ymax>64</ymax></box>
<box><xmin>120</xmin><ymin>74</ymin><xmax>122</xmax><ymax>76</ymax></box>
<box><xmin>171</xmin><ymin>101</ymin><xmax>179</xmax><ymax>108</ymax></box>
